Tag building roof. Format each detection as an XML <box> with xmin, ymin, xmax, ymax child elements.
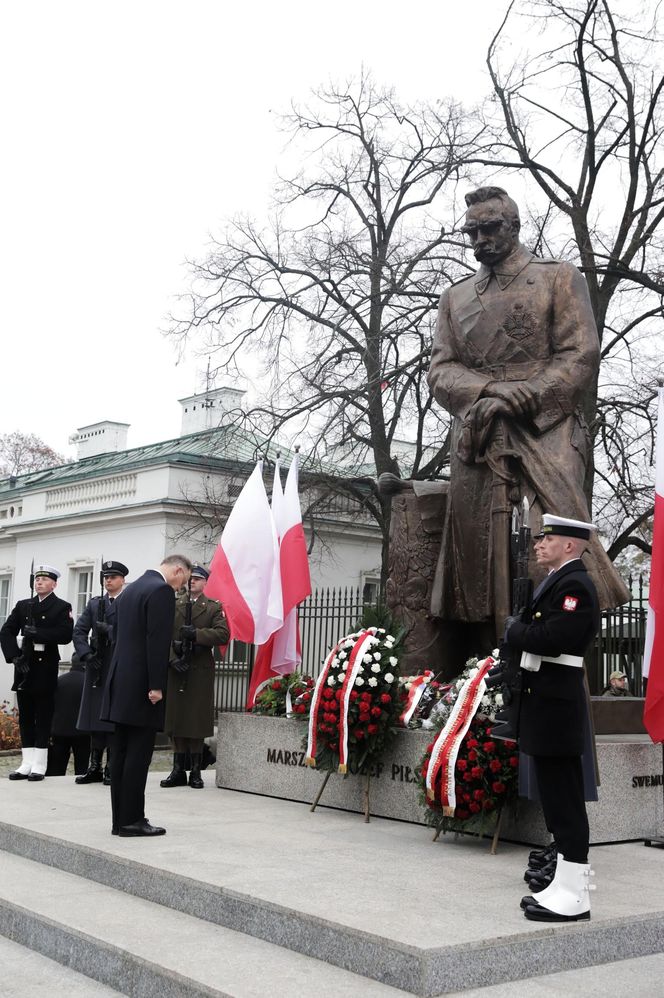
<box><xmin>0</xmin><ymin>425</ymin><xmax>266</xmax><ymax>500</ymax></box>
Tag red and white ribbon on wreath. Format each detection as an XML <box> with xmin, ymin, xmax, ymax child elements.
<box><xmin>337</xmin><ymin>630</ymin><xmax>375</xmax><ymax>773</ymax></box>
<box><xmin>425</xmin><ymin>657</ymin><xmax>495</xmax><ymax>816</ymax></box>
<box><xmin>305</xmin><ymin>640</ymin><xmax>342</xmax><ymax>766</ymax></box>
<box><xmin>399</xmin><ymin>670</ymin><xmax>435</xmax><ymax>727</ymax></box>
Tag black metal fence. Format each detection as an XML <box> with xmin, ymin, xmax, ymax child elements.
<box><xmin>214</xmin><ymin>577</ymin><xmax>649</xmax><ymax>714</ymax></box>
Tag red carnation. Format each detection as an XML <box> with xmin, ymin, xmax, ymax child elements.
<box><xmin>367</xmin><ymin>723</ymin><xmax>379</xmax><ymax>734</ymax></box>
<box><xmin>335</xmin><ymin>690</ymin><xmax>344</xmax><ymax>701</ymax></box>
<box><xmin>467</xmin><ymin>749</ymin><xmax>477</xmax><ymax>762</ymax></box>
<box><xmin>293</xmin><ymin>704</ymin><xmax>306</xmax><ymax>714</ymax></box>
<box><xmin>466</xmin><ymin>739</ymin><xmax>479</xmax><ymax>749</ymax></box>
<box><xmin>380</xmin><ymin>693</ymin><xmax>391</xmax><ymax>704</ymax></box>
<box><xmin>350</xmin><ymin>690</ymin><xmax>359</xmax><ymax>701</ymax></box>
<box><xmin>271</xmin><ymin>680</ymin><xmax>283</xmax><ymax>691</ymax></box>
<box><xmin>492</xmin><ymin>781</ymin><xmax>506</xmax><ymax>794</ymax></box>
<box><xmin>322</xmin><ymin>688</ymin><xmax>334</xmax><ymax>700</ymax></box>
<box><xmin>463</xmin><ymin>772</ymin><xmax>473</xmax><ymax>782</ymax></box>
<box><xmin>371</xmin><ymin>706</ymin><xmax>382</xmax><ymax>717</ymax></box>
<box><xmin>489</xmin><ymin>759</ymin><xmax>502</xmax><ymax>773</ymax></box>
<box><xmin>354</xmin><ymin>728</ymin><xmax>365</xmax><ymax>739</ymax></box>
<box><xmin>462</xmin><ymin>792</ymin><xmax>471</xmax><ymax>803</ymax></box>
<box><xmin>471</xmin><ymin>766</ymin><xmax>482</xmax><ymax>780</ymax></box>
<box><xmin>361</xmin><ymin>692</ymin><xmax>372</xmax><ymax>702</ymax></box>
<box><xmin>292</xmin><ymin>686</ymin><xmax>303</xmax><ymax>697</ymax></box>
<box><xmin>469</xmin><ymin>802</ymin><xmax>481</xmax><ymax>814</ymax></box>
<box><xmin>483</xmin><ymin>741</ymin><xmax>496</xmax><ymax>753</ymax></box>
<box><xmin>456</xmin><ymin>759</ymin><xmax>468</xmax><ymax>771</ymax></box>
<box><xmin>509</xmin><ymin>756</ymin><xmax>519</xmax><ymax>768</ymax></box>
<box><xmin>301</xmin><ymin>691</ymin><xmax>311</xmax><ymax>702</ymax></box>
<box><xmin>473</xmin><ymin>788</ymin><xmax>485</xmax><ymax>801</ymax></box>
<box><xmin>504</xmin><ymin>740</ymin><xmax>517</xmax><ymax>750</ymax></box>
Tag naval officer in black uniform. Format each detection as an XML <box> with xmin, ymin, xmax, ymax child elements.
<box><xmin>100</xmin><ymin>554</ymin><xmax>192</xmax><ymax>837</ymax></box>
<box><xmin>73</xmin><ymin>560</ymin><xmax>128</xmax><ymax>784</ymax></box>
<box><xmin>0</xmin><ymin>564</ymin><xmax>73</xmax><ymax>780</ymax></box>
<box><xmin>504</xmin><ymin>514</ymin><xmax>600</xmax><ymax>922</ymax></box>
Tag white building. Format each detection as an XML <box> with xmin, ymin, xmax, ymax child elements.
<box><xmin>0</xmin><ymin>390</ymin><xmax>382</xmax><ymax>704</ymax></box>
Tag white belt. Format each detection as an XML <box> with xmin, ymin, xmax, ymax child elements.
<box><xmin>33</xmin><ymin>643</ymin><xmax>45</xmax><ymax>652</ymax></box>
<box><xmin>521</xmin><ymin>652</ymin><xmax>584</xmax><ymax>673</ymax></box>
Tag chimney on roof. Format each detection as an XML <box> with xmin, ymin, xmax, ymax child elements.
<box><xmin>178</xmin><ymin>386</ymin><xmax>246</xmax><ymax>436</ymax></box>
<box><xmin>69</xmin><ymin>421</ymin><xmax>130</xmax><ymax>460</ymax></box>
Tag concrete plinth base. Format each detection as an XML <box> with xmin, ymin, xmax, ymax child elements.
<box><xmin>216</xmin><ymin>713</ymin><xmax>663</xmax><ymax>844</ymax></box>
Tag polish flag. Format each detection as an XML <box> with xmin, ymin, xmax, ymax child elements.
<box><xmin>247</xmin><ymin>454</ymin><xmax>312</xmax><ymax>707</ymax></box>
<box><xmin>205</xmin><ymin>462</ymin><xmax>283</xmax><ymax>646</ymax></box>
<box><xmin>644</xmin><ymin>386</ymin><xmax>664</xmax><ymax>744</ymax></box>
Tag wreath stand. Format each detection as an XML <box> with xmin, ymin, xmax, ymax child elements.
<box><xmin>309</xmin><ymin>770</ymin><xmax>372</xmax><ymax>822</ymax></box>
<box><xmin>431</xmin><ymin>805</ymin><xmax>504</xmax><ymax>854</ymax></box>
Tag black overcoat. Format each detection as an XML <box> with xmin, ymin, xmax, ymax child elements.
<box><xmin>506</xmin><ymin>558</ymin><xmax>599</xmax><ymax>757</ymax></box>
<box><xmin>164</xmin><ymin>593</ymin><xmax>229</xmax><ymax>739</ymax></box>
<box><xmin>100</xmin><ymin>570</ymin><xmax>175</xmax><ymax>730</ymax></box>
<box><xmin>73</xmin><ymin>593</ymin><xmax>119</xmax><ymax>733</ymax></box>
<box><xmin>0</xmin><ymin>593</ymin><xmax>73</xmax><ymax>694</ymax></box>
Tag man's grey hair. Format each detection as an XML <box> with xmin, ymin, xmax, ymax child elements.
<box><xmin>160</xmin><ymin>554</ymin><xmax>193</xmax><ymax>572</ymax></box>
<box><xmin>465</xmin><ymin>186</ymin><xmax>520</xmax><ymax>228</ymax></box>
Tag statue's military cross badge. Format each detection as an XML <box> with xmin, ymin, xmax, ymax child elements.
<box><xmin>502</xmin><ymin>303</ymin><xmax>536</xmax><ymax>341</ymax></box>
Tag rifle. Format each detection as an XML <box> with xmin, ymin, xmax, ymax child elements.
<box><xmin>486</xmin><ymin>497</ymin><xmax>533</xmax><ymax>741</ymax></box>
<box><xmin>15</xmin><ymin>559</ymin><xmax>34</xmax><ymax>690</ymax></box>
<box><xmin>90</xmin><ymin>556</ymin><xmax>106</xmax><ymax>688</ymax></box>
<box><xmin>172</xmin><ymin>574</ymin><xmax>194</xmax><ymax>693</ymax></box>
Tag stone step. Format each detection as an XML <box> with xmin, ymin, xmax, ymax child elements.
<box><xmin>0</xmin><ymin>934</ymin><xmax>123</xmax><ymax>998</ymax></box>
<box><xmin>2</xmin><ymin>816</ymin><xmax>664</xmax><ymax>997</ymax></box>
<box><xmin>0</xmin><ymin>850</ymin><xmax>410</xmax><ymax>998</ymax></box>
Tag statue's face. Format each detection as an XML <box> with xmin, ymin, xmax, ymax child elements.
<box><xmin>462</xmin><ymin>199</ymin><xmax>519</xmax><ymax>266</ymax></box>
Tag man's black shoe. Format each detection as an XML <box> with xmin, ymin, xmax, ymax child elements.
<box><xmin>112</xmin><ymin>827</ymin><xmax>118</xmax><ymax>836</ymax></box>
<box><xmin>524</xmin><ymin>903</ymin><xmax>590</xmax><ymax>922</ymax></box>
<box><xmin>524</xmin><ymin>858</ymin><xmax>556</xmax><ymax>883</ymax></box>
<box><xmin>75</xmin><ymin>768</ymin><xmax>103</xmax><ymax>785</ymax></box>
<box><xmin>520</xmin><ymin>894</ymin><xmax>541</xmax><ymax>910</ymax></box>
<box><xmin>27</xmin><ymin>773</ymin><xmax>45</xmax><ymax>782</ymax></box>
<box><xmin>8</xmin><ymin>771</ymin><xmax>30</xmax><ymax>781</ymax></box>
<box><xmin>118</xmin><ymin>819</ymin><xmax>166</xmax><ymax>837</ymax></box>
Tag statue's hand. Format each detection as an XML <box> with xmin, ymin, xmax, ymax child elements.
<box><xmin>483</xmin><ymin>381</ymin><xmax>539</xmax><ymax>420</ymax></box>
<box><xmin>468</xmin><ymin>397</ymin><xmax>512</xmax><ymax>435</ymax></box>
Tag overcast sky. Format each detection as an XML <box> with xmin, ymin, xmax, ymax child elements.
<box><xmin>1</xmin><ymin>0</ymin><xmax>509</xmax><ymax>461</ymax></box>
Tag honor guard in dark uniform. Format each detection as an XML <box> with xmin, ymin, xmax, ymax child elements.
<box><xmin>161</xmin><ymin>564</ymin><xmax>229</xmax><ymax>790</ymax></box>
<box><xmin>73</xmin><ymin>560</ymin><xmax>128</xmax><ymax>784</ymax></box>
<box><xmin>504</xmin><ymin>515</ymin><xmax>600</xmax><ymax>922</ymax></box>
<box><xmin>0</xmin><ymin>564</ymin><xmax>74</xmax><ymax>780</ymax></box>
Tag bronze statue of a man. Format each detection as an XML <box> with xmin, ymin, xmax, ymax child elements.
<box><xmin>427</xmin><ymin>186</ymin><xmax>628</xmax><ymax>640</ymax></box>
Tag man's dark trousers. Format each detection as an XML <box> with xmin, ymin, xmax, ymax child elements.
<box><xmin>111</xmin><ymin>723</ymin><xmax>156</xmax><ymax>829</ymax></box>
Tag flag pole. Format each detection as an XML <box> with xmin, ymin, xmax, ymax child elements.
<box><xmin>645</xmin><ymin>378</ymin><xmax>664</xmax><ymax>849</ymax></box>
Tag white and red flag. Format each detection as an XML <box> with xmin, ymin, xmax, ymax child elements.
<box><xmin>205</xmin><ymin>461</ymin><xmax>283</xmax><ymax>646</ymax></box>
<box><xmin>644</xmin><ymin>386</ymin><xmax>664</xmax><ymax>744</ymax></box>
<box><xmin>247</xmin><ymin>454</ymin><xmax>312</xmax><ymax>707</ymax></box>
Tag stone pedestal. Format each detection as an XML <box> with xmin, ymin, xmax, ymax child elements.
<box><xmin>216</xmin><ymin>713</ymin><xmax>663</xmax><ymax>846</ymax></box>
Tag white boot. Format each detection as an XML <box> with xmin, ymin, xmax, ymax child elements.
<box><xmin>9</xmin><ymin>747</ymin><xmax>34</xmax><ymax>780</ymax></box>
<box><xmin>28</xmin><ymin>747</ymin><xmax>49</xmax><ymax>781</ymax></box>
<box><xmin>524</xmin><ymin>855</ymin><xmax>593</xmax><ymax>921</ymax></box>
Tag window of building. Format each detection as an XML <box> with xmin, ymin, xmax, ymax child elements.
<box><xmin>75</xmin><ymin>568</ymin><xmax>94</xmax><ymax>617</ymax></box>
<box><xmin>361</xmin><ymin>574</ymin><xmax>381</xmax><ymax>605</ymax></box>
<box><xmin>0</xmin><ymin>576</ymin><xmax>11</xmax><ymax>627</ymax></box>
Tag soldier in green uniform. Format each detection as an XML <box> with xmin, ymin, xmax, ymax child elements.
<box><xmin>161</xmin><ymin>564</ymin><xmax>229</xmax><ymax>789</ymax></box>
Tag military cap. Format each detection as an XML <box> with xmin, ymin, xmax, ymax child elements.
<box><xmin>101</xmin><ymin>560</ymin><xmax>129</xmax><ymax>577</ymax></box>
<box><xmin>191</xmin><ymin>564</ymin><xmax>210</xmax><ymax>580</ymax></box>
<box><xmin>609</xmin><ymin>670</ymin><xmax>627</xmax><ymax>681</ymax></box>
<box><xmin>534</xmin><ymin>514</ymin><xmax>597</xmax><ymax>541</ymax></box>
<box><xmin>34</xmin><ymin>564</ymin><xmax>61</xmax><ymax>581</ymax></box>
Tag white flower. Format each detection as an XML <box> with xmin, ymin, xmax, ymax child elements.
<box><xmin>377</xmin><ymin>628</ymin><xmax>386</xmax><ymax>635</ymax></box>
<box><xmin>373</xmin><ymin>652</ymin><xmax>381</xmax><ymax>661</ymax></box>
<box><xmin>384</xmin><ymin>673</ymin><xmax>395</xmax><ymax>684</ymax></box>
<box><xmin>385</xmin><ymin>634</ymin><xmax>394</xmax><ymax>641</ymax></box>
<box><xmin>339</xmin><ymin>669</ymin><xmax>347</xmax><ymax>680</ymax></box>
<box><xmin>481</xmin><ymin>696</ymin><xmax>491</xmax><ymax>707</ymax></box>
<box><xmin>355</xmin><ymin>676</ymin><xmax>365</xmax><ymax>687</ymax></box>
<box><xmin>389</xmin><ymin>656</ymin><xmax>398</xmax><ymax>667</ymax></box>
<box><xmin>495</xmin><ymin>693</ymin><xmax>504</xmax><ymax>707</ymax></box>
<box><xmin>356</xmin><ymin>664</ymin><xmax>364</xmax><ymax>673</ymax></box>
<box><xmin>371</xmin><ymin>663</ymin><xmax>381</xmax><ymax>674</ymax></box>
<box><xmin>338</xmin><ymin>651</ymin><xmax>347</xmax><ymax>660</ymax></box>
<box><xmin>368</xmin><ymin>677</ymin><xmax>378</xmax><ymax>687</ymax></box>
<box><xmin>492</xmin><ymin>648</ymin><xmax>500</xmax><ymax>659</ymax></box>
<box><xmin>456</xmin><ymin>680</ymin><xmax>464</xmax><ymax>690</ymax></box>
<box><xmin>468</xmin><ymin>668</ymin><xmax>479</xmax><ymax>679</ymax></box>
<box><xmin>327</xmin><ymin>676</ymin><xmax>336</xmax><ymax>686</ymax></box>
<box><xmin>367</xmin><ymin>626</ymin><xmax>378</xmax><ymax>634</ymax></box>
<box><xmin>421</xmin><ymin>718</ymin><xmax>433</xmax><ymax>730</ymax></box>
<box><xmin>384</xmin><ymin>639</ymin><xmax>394</xmax><ymax>648</ymax></box>
<box><xmin>363</xmin><ymin>654</ymin><xmax>373</xmax><ymax>664</ymax></box>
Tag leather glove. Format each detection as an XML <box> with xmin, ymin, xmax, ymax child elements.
<box><xmin>171</xmin><ymin>657</ymin><xmax>189</xmax><ymax>674</ymax></box>
<box><xmin>13</xmin><ymin>654</ymin><xmax>29</xmax><ymax>674</ymax></box>
<box><xmin>180</xmin><ymin>624</ymin><xmax>197</xmax><ymax>641</ymax></box>
<box><xmin>23</xmin><ymin>624</ymin><xmax>38</xmax><ymax>638</ymax></box>
<box><xmin>96</xmin><ymin>621</ymin><xmax>110</xmax><ymax>637</ymax></box>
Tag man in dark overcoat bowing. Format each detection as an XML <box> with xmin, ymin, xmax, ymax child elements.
<box><xmin>73</xmin><ymin>559</ymin><xmax>128</xmax><ymax>784</ymax></box>
<box><xmin>0</xmin><ymin>564</ymin><xmax>73</xmax><ymax>781</ymax></box>
<box><xmin>100</xmin><ymin>554</ymin><xmax>192</xmax><ymax>836</ymax></box>
<box><xmin>504</xmin><ymin>514</ymin><xmax>600</xmax><ymax>923</ymax></box>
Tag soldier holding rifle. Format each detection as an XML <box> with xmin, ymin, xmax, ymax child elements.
<box><xmin>73</xmin><ymin>559</ymin><xmax>128</xmax><ymax>784</ymax></box>
<box><xmin>0</xmin><ymin>564</ymin><xmax>73</xmax><ymax>780</ymax></box>
<box><xmin>161</xmin><ymin>564</ymin><xmax>228</xmax><ymax>790</ymax></box>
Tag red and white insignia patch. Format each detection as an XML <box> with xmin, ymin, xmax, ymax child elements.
<box><xmin>562</xmin><ymin>596</ymin><xmax>578</xmax><ymax>612</ymax></box>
